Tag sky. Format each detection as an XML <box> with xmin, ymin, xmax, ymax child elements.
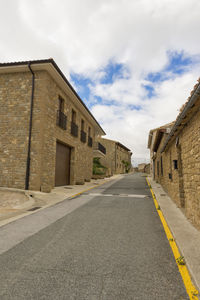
<box><xmin>1</xmin><ymin>0</ymin><xmax>200</xmax><ymax>166</ymax></box>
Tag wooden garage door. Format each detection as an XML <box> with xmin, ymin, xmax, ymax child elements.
<box><xmin>55</xmin><ymin>142</ymin><xmax>71</xmax><ymax>186</ymax></box>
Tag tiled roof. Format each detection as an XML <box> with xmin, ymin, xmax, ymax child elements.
<box><xmin>147</xmin><ymin>121</ymin><xmax>175</xmax><ymax>149</ymax></box>
<box><xmin>101</xmin><ymin>137</ymin><xmax>131</xmax><ymax>152</ymax></box>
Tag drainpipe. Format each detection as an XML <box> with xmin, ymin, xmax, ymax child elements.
<box><xmin>25</xmin><ymin>62</ymin><xmax>35</xmax><ymax>190</ymax></box>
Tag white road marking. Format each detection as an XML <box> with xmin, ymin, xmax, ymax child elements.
<box><xmin>85</xmin><ymin>193</ymin><xmax>148</xmax><ymax>198</ymax></box>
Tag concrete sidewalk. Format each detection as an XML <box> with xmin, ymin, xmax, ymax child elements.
<box><xmin>0</xmin><ymin>174</ymin><xmax>123</xmax><ymax>227</ymax></box>
<box><xmin>148</xmin><ymin>176</ymin><xmax>200</xmax><ymax>295</ymax></box>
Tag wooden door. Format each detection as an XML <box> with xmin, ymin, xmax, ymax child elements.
<box><xmin>55</xmin><ymin>142</ymin><xmax>70</xmax><ymax>186</ymax></box>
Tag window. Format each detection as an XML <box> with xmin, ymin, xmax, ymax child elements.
<box><xmin>72</xmin><ymin>109</ymin><xmax>76</xmax><ymax>123</ymax></box>
<box><xmin>58</xmin><ymin>96</ymin><xmax>64</xmax><ymax>112</ymax></box>
<box><xmin>80</xmin><ymin>119</ymin><xmax>86</xmax><ymax>143</ymax></box>
<box><xmin>173</xmin><ymin>160</ymin><xmax>178</xmax><ymax>170</ymax></box>
<box><xmin>87</xmin><ymin>126</ymin><xmax>92</xmax><ymax>147</ymax></box>
<box><xmin>71</xmin><ymin>109</ymin><xmax>78</xmax><ymax>137</ymax></box>
<box><xmin>57</xmin><ymin>96</ymin><xmax>67</xmax><ymax>130</ymax></box>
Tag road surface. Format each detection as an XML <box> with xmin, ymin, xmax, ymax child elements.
<box><xmin>0</xmin><ymin>173</ymin><xmax>188</xmax><ymax>299</ymax></box>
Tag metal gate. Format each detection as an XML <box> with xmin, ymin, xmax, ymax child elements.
<box><xmin>55</xmin><ymin>142</ymin><xmax>71</xmax><ymax>186</ymax></box>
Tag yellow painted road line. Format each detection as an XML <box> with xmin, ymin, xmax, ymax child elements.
<box><xmin>146</xmin><ymin>178</ymin><xmax>199</xmax><ymax>300</ymax></box>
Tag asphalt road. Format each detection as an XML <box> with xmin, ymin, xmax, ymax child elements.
<box><xmin>0</xmin><ymin>173</ymin><xmax>188</xmax><ymax>299</ymax></box>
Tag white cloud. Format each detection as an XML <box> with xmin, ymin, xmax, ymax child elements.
<box><xmin>91</xmin><ymin>70</ymin><xmax>199</xmax><ymax>165</ymax></box>
<box><xmin>1</xmin><ymin>0</ymin><xmax>200</xmax><ymax>165</ymax></box>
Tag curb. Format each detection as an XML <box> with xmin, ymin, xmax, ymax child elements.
<box><xmin>0</xmin><ymin>175</ymin><xmax>123</xmax><ymax>228</ymax></box>
<box><xmin>146</xmin><ymin>178</ymin><xmax>199</xmax><ymax>300</ymax></box>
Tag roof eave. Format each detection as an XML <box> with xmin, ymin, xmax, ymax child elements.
<box><xmin>161</xmin><ymin>82</ymin><xmax>200</xmax><ymax>153</ymax></box>
<box><xmin>0</xmin><ymin>59</ymin><xmax>106</xmax><ymax>135</ymax></box>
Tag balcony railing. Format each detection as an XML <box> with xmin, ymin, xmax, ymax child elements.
<box><xmin>56</xmin><ymin>110</ymin><xmax>67</xmax><ymax>130</ymax></box>
<box><xmin>88</xmin><ymin>136</ymin><xmax>93</xmax><ymax>147</ymax></box>
<box><xmin>80</xmin><ymin>130</ymin><xmax>86</xmax><ymax>143</ymax></box>
<box><xmin>98</xmin><ymin>142</ymin><xmax>106</xmax><ymax>154</ymax></box>
<box><xmin>71</xmin><ymin>121</ymin><xmax>78</xmax><ymax>137</ymax></box>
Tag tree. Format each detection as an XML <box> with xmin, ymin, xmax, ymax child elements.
<box><xmin>122</xmin><ymin>160</ymin><xmax>131</xmax><ymax>173</ymax></box>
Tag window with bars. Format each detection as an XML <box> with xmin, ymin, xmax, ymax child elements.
<box><xmin>56</xmin><ymin>96</ymin><xmax>67</xmax><ymax>130</ymax></box>
<box><xmin>71</xmin><ymin>109</ymin><xmax>78</xmax><ymax>137</ymax></box>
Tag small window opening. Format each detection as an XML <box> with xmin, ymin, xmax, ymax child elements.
<box><xmin>173</xmin><ymin>160</ymin><xmax>178</xmax><ymax>170</ymax></box>
<box><xmin>58</xmin><ymin>96</ymin><xmax>64</xmax><ymax>112</ymax></box>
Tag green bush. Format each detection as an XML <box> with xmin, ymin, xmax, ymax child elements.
<box><xmin>122</xmin><ymin>160</ymin><xmax>131</xmax><ymax>173</ymax></box>
<box><xmin>93</xmin><ymin>157</ymin><xmax>107</xmax><ymax>175</ymax></box>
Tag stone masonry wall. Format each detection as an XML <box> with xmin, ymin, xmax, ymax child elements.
<box><xmin>154</xmin><ymin>133</ymin><xmax>182</xmax><ymax>207</ymax></box>
<box><xmin>95</xmin><ymin>138</ymin><xmax>116</xmax><ymax>176</ymax></box>
<box><xmin>116</xmin><ymin>145</ymin><xmax>131</xmax><ymax>174</ymax></box>
<box><xmin>179</xmin><ymin>109</ymin><xmax>200</xmax><ymax>229</ymax></box>
<box><xmin>0</xmin><ymin>70</ymin><xmax>96</xmax><ymax>192</ymax></box>
<box><xmin>95</xmin><ymin>138</ymin><xmax>131</xmax><ymax>175</ymax></box>
<box><xmin>0</xmin><ymin>72</ymin><xmax>32</xmax><ymax>189</ymax></box>
<box><xmin>36</xmin><ymin>71</ymin><xmax>95</xmax><ymax>192</ymax></box>
<box><xmin>153</xmin><ymin>106</ymin><xmax>200</xmax><ymax>229</ymax></box>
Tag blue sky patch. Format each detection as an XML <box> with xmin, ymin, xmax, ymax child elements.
<box><xmin>70</xmin><ymin>51</ymin><xmax>198</xmax><ymax>107</ymax></box>
<box><xmin>70</xmin><ymin>61</ymin><xmax>130</xmax><ymax>108</ymax></box>
<box><xmin>128</xmin><ymin>104</ymin><xmax>142</xmax><ymax>110</ymax></box>
<box><xmin>146</xmin><ymin>51</ymin><xmax>196</xmax><ymax>84</ymax></box>
<box><xmin>144</xmin><ymin>51</ymin><xmax>199</xmax><ymax>99</ymax></box>
<box><xmin>166</xmin><ymin>51</ymin><xmax>193</xmax><ymax>75</ymax></box>
<box><xmin>100</xmin><ymin>61</ymin><xmax>130</xmax><ymax>84</ymax></box>
<box><xmin>70</xmin><ymin>73</ymin><xmax>93</xmax><ymax>107</ymax></box>
<box><xmin>143</xmin><ymin>84</ymin><xmax>155</xmax><ymax>98</ymax></box>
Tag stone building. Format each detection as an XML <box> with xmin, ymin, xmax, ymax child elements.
<box><xmin>147</xmin><ymin>122</ymin><xmax>174</xmax><ymax>178</ymax></box>
<box><xmin>0</xmin><ymin>59</ymin><xmax>105</xmax><ymax>192</ymax></box>
<box><xmin>93</xmin><ymin>138</ymin><xmax>132</xmax><ymax>176</ymax></box>
<box><xmin>148</xmin><ymin>79</ymin><xmax>200</xmax><ymax>229</ymax></box>
<box><xmin>137</xmin><ymin>163</ymin><xmax>150</xmax><ymax>174</ymax></box>
<box><xmin>137</xmin><ymin>163</ymin><xmax>146</xmax><ymax>173</ymax></box>
<box><xmin>144</xmin><ymin>163</ymin><xmax>150</xmax><ymax>174</ymax></box>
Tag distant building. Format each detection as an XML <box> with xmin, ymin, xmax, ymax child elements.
<box><xmin>147</xmin><ymin>122</ymin><xmax>175</xmax><ymax>178</ymax></box>
<box><xmin>93</xmin><ymin>138</ymin><xmax>132</xmax><ymax>176</ymax></box>
<box><xmin>137</xmin><ymin>163</ymin><xmax>146</xmax><ymax>172</ymax></box>
<box><xmin>144</xmin><ymin>163</ymin><xmax>150</xmax><ymax>174</ymax></box>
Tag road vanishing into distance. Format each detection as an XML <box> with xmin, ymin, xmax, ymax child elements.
<box><xmin>0</xmin><ymin>173</ymin><xmax>188</xmax><ymax>299</ymax></box>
